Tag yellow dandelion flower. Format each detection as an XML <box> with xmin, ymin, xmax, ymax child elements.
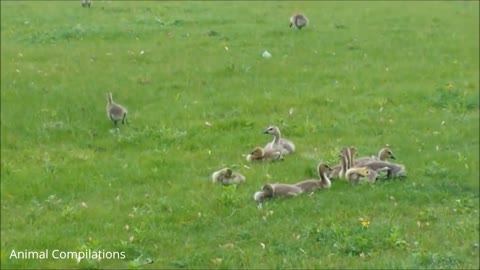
<box><xmin>361</xmin><ymin>220</ymin><xmax>370</xmax><ymax>228</ymax></box>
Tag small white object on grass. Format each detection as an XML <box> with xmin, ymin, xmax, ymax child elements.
<box><xmin>262</xmin><ymin>51</ymin><xmax>272</xmax><ymax>58</ymax></box>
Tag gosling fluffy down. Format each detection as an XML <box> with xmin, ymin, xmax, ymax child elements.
<box><xmin>263</xmin><ymin>126</ymin><xmax>296</xmax><ymax>155</ymax></box>
<box><xmin>211</xmin><ymin>168</ymin><xmax>246</xmax><ymax>185</ymax></box>
<box><xmin>289</xmin><ymin>13</ymin><xmax>308</xmax><ymax>29</ymax></box>
<box><xmin>106</xmin><ymin>92</ymin><xmax>128</xmax><ymax>126</ymax></box>
<box><xmin>246</xmin><ymin>147</ymin><xmax>283</xmax><ymax>162</ymax></box>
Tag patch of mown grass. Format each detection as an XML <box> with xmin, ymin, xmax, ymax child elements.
<box><xmin>2</xmin><ymin>0</ymin><xmax>479</xmax><ymax>269</ymax></box>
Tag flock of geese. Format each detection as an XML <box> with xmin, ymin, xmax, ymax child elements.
<box><xmin>106</xmin><ymin>90</ymin><xmax>406</xmax><ymax>208</ymax></box>
<box><xmin>102</xmin><ymin>11</ymin><xmax>402</xmax><ymax>208</ymax></box>
<box><xmin>211</xmin><ymin>125</ymin><xmax>407</xmax><ymax>208</ymax></box>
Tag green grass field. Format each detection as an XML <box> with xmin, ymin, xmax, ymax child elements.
<box><xmin>1</xmin><ymin>1</ymin><xmax>479</xmax><ymax>269</ymax></box>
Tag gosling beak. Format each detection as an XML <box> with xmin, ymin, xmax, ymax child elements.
<box><xmin>391</xmin><ymin>155</ymin><xmax>396</xmax><ymax>160</ymax></box>
<box><xmin>289</xmin><ymin>23</ymin><xmax>293</xmax><ymax>28</ymax></box>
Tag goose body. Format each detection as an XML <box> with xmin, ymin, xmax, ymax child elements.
<box><xmin>262</xmin><ymin>183</ymin><xmax>302</xmax><ymax>198</ymax></box>
<box><xmin>289</xmin><ymin>13</ymin><xmax>308</xmax><ymax>29</ymax></box>
<box><xmin>106</xmin><ymin>92</ymin><xmax>128</xmax><ymax>126</ymax></box>
<box><xmin>354</xmin><ymin>148</ymin><xmax>396</xmax><ymax>167</ymax></box>
<box><xmin>263</xmin><ymin>126</ymin><xmax>295</xmax><ymax>155</ymax></box>
<box><xmin>211</xmin><ymin>168</ymin><xmax>246</xmax><ymax>185</ymax></box>
<box><xmin>294</xmin><ymin>163</ymin><xmax>333</xmax><ymax>193</ymax></box>
<box><xmin>246</xmin><ymin>147</ymin><xmax>283</xmax><ymax>162</ymax></box>
<box><xmin>363</xmin><ymin>160</ymin><xmax>406</xmax><ymax>178</ymax></box>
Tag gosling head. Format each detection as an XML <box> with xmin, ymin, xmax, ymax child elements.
<box><xmin>263</xmin><ymin>126</ymin><xmax>280</xmax><ymax>135</ymax></box>
<box><xmin>359</xmin><ymin>167</ymin><xmax>370</xmax><ymax>177</ymax></box>
<box><xmin>318</xmin><ymin>163</ymin><xmax>332</xmax><ymax>174</ymax></box>
<box><xmin>381</xmin><ymin>148</ymin><xmax>396</xmax><ymax>160</ymax></box>
<box><xmin>262</xmin><ymin>184</ymin><xmax>275</xmax><ymax>196</ymax></box>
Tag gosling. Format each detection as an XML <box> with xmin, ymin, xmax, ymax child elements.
<box><xmin>106</xmin><ymin>92</ymin><xmax>128</xmax><ymax>126</ymax></box>
<box><xmin>263</xmin><ymin>126</ymin><xmax>296</xmax><ymax>155</ymax></box>
<box><xmin>294</xmin><ymin>163</ymin><xmax>333</xmax><ymax>193</ymax></box>
<box><xmin>81</xmin><ymin>0</ymin><xmax>92</xmax><ymax>7</ymax></box>
<box><xmin>211</xmin><ymin>168</ymin><xmax>246</xmax><ymax>185</ymax></box>
<box><xmin>345</xmin><ymin>166</ymin><xmax>372</xmax><ymax>185</ymax></box>
<box><xmin>289</xmin><ymin>13</ymin><xmax>308</xmax><ymax>30</ymax></box>
<box><xmin>362</xmin><ymin>160</ymin><xmax>406</xmax><ymax>179</ymax></box>
<box><xmin>262</xmin><ymin>183</ymin><xmax>302</xmax><ymax>198</ymax></box>
<box><xmin>354</xmin><ymin>147</ymin><xmax>397</xmax><ymax>167</ymax></box>
<box><xmin>246</xmin><ymin>147</ymin><xmax>283</xmax><ymax>162</ymax></box>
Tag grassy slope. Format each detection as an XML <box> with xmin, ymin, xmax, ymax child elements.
<box><xmin>1</xmin><ymin>1</ymin><xmax>479</xmax><ymax>269</ymax></box>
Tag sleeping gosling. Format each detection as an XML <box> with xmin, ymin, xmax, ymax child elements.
<box><xmin>263</xmin><ymin>126</ymin><xmax>296</xmax><ymax>155</ymax></box>
<box><xmin>294</xmin><ymin>163</ymin><xmax>333</xmax><ymax>193</ymax></box>
<box><xmin>211</xmin><ymin>168</ymin><xmax>246</xmax><ymax>185</ymax></box>
<box><xmin>106</xmin><ymin>92</ymin><xmax>128</xmax><ymax>126</ymax></box>
<box><xmin>246</xmin><ymin>147</ymin><xmax>283</xmax><ymax>162</ymax></box>
<box><xmin>289</xmin><ymin>13</ymin><xmax>308</xmax><ymax>30</ymax></box>
<box><xmin>82</xmin><ymin>0</ymin><xmax>92</xmax><ymax>7</ymax></box>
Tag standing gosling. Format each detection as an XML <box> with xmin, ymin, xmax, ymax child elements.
<box><xmin>289</xmin><ymin>13</ymin><xmax>308</xmax><ymax>30</ymax></box>
<box><xmin>294</xmin><ymin>163</ymin><xmax>333</xmax><ymax>193</ymax></box>
<box><xmin>263</xmin><ymin>126</ymin><xmax>296</xmax><ymax>155</ymax></box>
<box><xmin>106</xmin><ymin>92</ymin><xmax>128</xmax><ymax>126</ymax></box>
<box><xmin>82</xmin><ymin>0</ymin><xmax>92</xmax><ymax>7</ymax></box>
<box><xmin>246</xmin><ymin>147</ymin><xmax>283</xmax><ymax>162</ymax></box>
<box><xmin>211</xmin><ymin>168</ymin><xmax>246</xmax><ymax>185</ymax></box>
<box><xmin>354</xmin><ymin>148</ymin><xmax>396</xmax><ymax>167</ymax></box>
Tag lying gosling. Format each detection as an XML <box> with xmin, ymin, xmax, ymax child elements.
<box><xmin>262</xmin><ymin>183</ymin><xmax>302</xmax><ymax>198</ymax></box>
<box><xmin>263</xmin><ymin>126</ymin><xmax>296</xmax><ymax>155</ymax></box>
<box><xmin>294</xmin><ymin>163</ymin><xmax>333</xmax><ymax>193</ymax></box>
<box><xmin>211</xmin><ymin>168</ymin><xmax>246</xmax><ymax>185</ymax></box>
<box><xmin>363</xmin><ymin>160</ymin><xmax>406</xmax><ymax>179</ymax></box>
<box><xmin>246</xmin><ymin>147</ymin><xmax>283</xmax><ymax>162</ymax></box>
<box><xmin>289</xmin><ymin>13</ymin><xmax>308</xmax><ymax>30</ymax></box>
<box><xmin>106</xmin><ymin>92</ymin><xmax>128</xmax><ymax>126</ymax></box>
<box><xmin>253</xmin><ymin>183</ymin><xmax>302</xmax><ymax>206</ymax></box>
<box><xmin>354</xmin><ymin>147</ymin><xmax>396</xmax><ymax>167</ymax></box>
<box><xmin>81</xmin><ymin>0</ymin><xmax>92</xmax><ymax>7</ymax></box>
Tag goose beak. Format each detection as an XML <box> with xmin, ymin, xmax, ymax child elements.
<box><xmin>263</xmin><ymin>130</ymin><xmax>269</xmax><ymax>134</ymax></box>
<box><xmin>391</xmin><ymin>155</ymin><xmax>396</xmax><ymax>160</ymax></box>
